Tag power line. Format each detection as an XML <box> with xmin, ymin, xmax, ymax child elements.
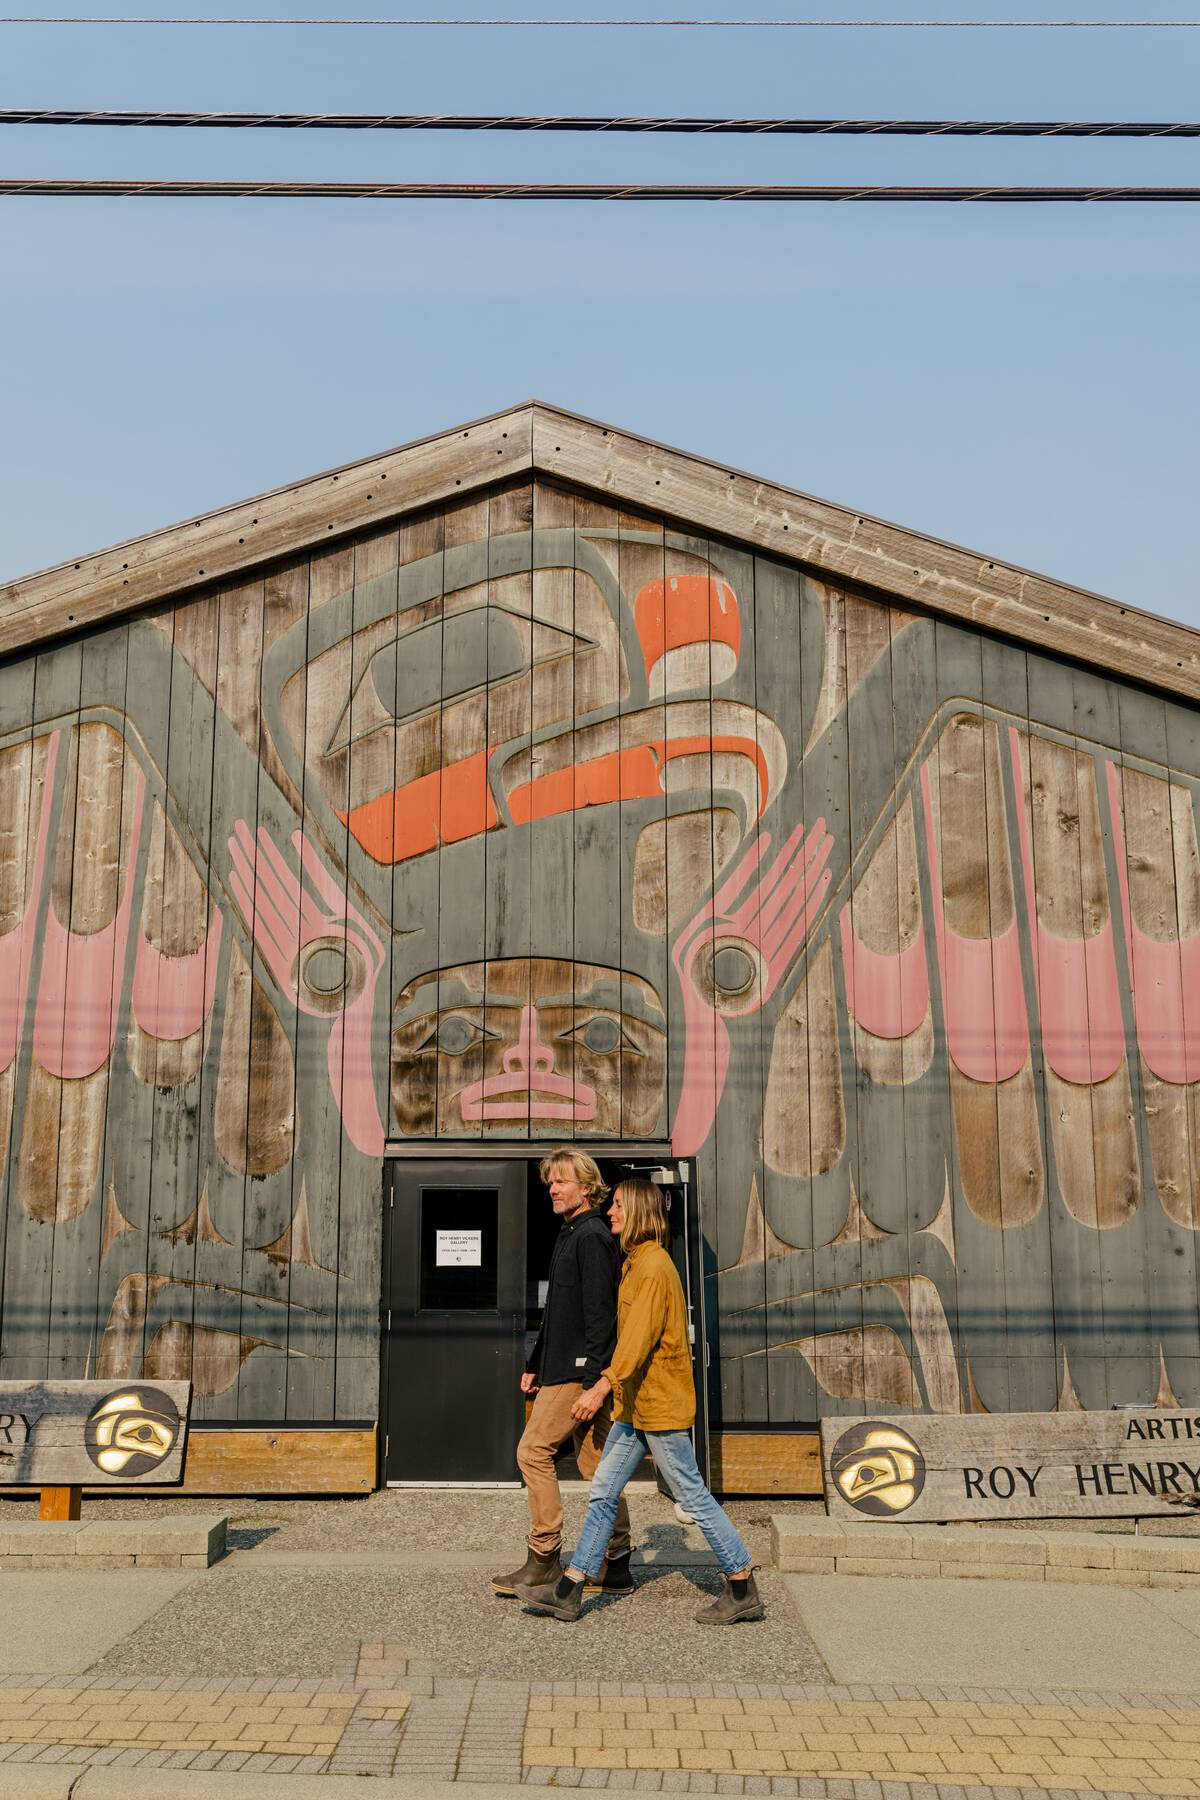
<box><xmin>3</xmin><ymin>178</ymin><xmax>1198</xmax><ymax>196</ymax></box>
<box><xmin>2</xmin><ymin>13</ymin><xmax>1198</xmax><ymax>24</ymax></box>
<box><xmin>5</xmin><ymin>108</ymin><xmax>1200</xmax><ymax>134</ymax></box>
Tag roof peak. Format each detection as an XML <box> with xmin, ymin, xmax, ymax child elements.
<box><xmin>2</xmin><ymin>398</ymin><xmax>1196</xmax><ymax>706</ymax></box>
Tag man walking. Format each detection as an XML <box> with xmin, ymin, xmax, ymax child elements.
<box><xmin>492</xmin><ymin>1149</ymin><xmax>633</xmax><ymax>1598</ymax></box>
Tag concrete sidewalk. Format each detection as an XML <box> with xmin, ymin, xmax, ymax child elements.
<box><xmin>786</xmin><ymin>1571</ymin><xmax>1200</xmax><ymax>1691</ymax></box>
<box><xmin>4</xmin><ymin>1487</ymin><xmax>1200</xmax><ymax>1793</ymax></box>
<box><xmin>0</xmin><ymin>1572</ymin><xmax>199</xmax><ymax>1676</ymax></box>
<box><xmin>3</xmin><ymin>1589</ymin><xmax>1200</xmax><ymax>1793</ymax></box>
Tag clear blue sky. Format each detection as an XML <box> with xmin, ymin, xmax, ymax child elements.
<box><xmin>2</xmin><ymin>1</ymin><xmax>1198</xmax><ymax>623</ymax></box>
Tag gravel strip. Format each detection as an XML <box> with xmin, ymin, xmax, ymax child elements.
<box><xmin>85</xmin><ymin>1562</ymin><xmax>826</xmax><ymax>1682</ymax></box>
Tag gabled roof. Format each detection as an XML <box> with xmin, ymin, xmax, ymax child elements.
<box><xmin>2</xmin><ymin>398</ymin><xmax>1196</xmax><ymax>704</ymax></box>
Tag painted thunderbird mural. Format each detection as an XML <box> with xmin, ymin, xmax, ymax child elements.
<box><xmin>2</xmin><ymin>480</ymin><xmax>1199</xmax><ymax>1426</ymax></box>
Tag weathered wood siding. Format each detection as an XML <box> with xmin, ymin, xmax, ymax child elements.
<box><xmin>3</xmin><ymin>473</ymin><xmax>1200</xmax><ymax>1426</ymax></box>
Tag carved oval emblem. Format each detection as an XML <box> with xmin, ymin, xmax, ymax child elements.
<box><xmin>84</xmin><ymin>1386</ymin><xmax>181</xmax><ymax>1478</ymax></box>
<box><xmin>830</xmin><ymin>1421</ymin><xmax>926</xmax><ymax>1516</ymax></box>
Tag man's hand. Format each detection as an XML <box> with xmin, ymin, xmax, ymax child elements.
<box><xmin>520</xmin><ymin>1372</ymin><xmax>539</xmax><ymax>1395</ymax></box>
<box><xmin>571</xmin><ymin>1377</ymin><xmax>612</xmax><ymax>1422</ymax></box>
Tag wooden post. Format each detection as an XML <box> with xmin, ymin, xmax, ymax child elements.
<box><xmin>39</xmin><ymin>1485</ymin><xmax>82</xmax><ymax>1522</ymax></box>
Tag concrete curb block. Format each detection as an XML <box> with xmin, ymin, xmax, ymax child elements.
<box><xmin>0</xmin><ymin>1772</ymin><xmax>76</xmax><ymax>1800</ymax></box>
<box><xmin>771</xmin><ymin>1513</ymin><xmax>1200</xmax><ymax>1587</ymax></box>
<box><xmin>2</xmin><ymin>1773</ymin><xmax>1193</xmax><ymax>1800</ymax></box>
<box><xmin>0</xmin><ymin>1515</ymin><xmax>226</xmax><ymax>1573</ymax></box>
<box><xmin>0</xmin><ymin>1772</ymin><xmax>530</xmax><ymax>1799</ymax></box>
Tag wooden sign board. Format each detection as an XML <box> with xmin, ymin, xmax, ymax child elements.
<box><xmin>0</xmin><ymin>1381</ymin><xmax>191</xmax><ymax>1487</ymax></box>
<box><xmin>820</xmin><ymin>1410</ymin><xmax>1200</xmax><ymax>1524</ymax></box>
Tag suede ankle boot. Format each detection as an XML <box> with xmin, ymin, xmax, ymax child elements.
<box><xmin>491</xmin><ymin>1546</ymin><xmax>562</xmax><ymax>1598</ymax></box>
<box><xmin>516</xmin><ymin>1572</ymin><xmax>585</xmax><ymax>1622</ymax></box>
<box><xmin>694</xmin><ymin>1571</ymin><xmax>765</xmax><ymax>1625</ymax></box>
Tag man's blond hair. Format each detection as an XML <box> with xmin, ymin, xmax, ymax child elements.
<box><xmin>539</xmin><ymin>1148</ymin><xmax>609</xmax><ymax>1209</ymax></box>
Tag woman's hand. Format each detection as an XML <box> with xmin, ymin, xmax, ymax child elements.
<box><xmin>571</xmin><ymin>1377</ymin><xmax>612</xmax><ymax>1422</ymax></box>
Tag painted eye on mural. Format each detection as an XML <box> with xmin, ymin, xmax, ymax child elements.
<box><xmin>710</xmin><ymin>945</ymin><xmax>757</xmax><ymax>996</ymax></box>
<box><xmin>297</xmin><ymin>937</ymin><xmax>368</xmax><ymax>1015</ymax></box>
<box><xmin>691</xmin><ymin>937</ymin><xmax>764</xmax><ymax>1014</ymax></box>
<box><xmin>558</xmin><ymin>1015</ymin><xmax>641</xmax><ymax>1057</ymax></box>
<box><xmin>415</xmin><ymin>1015</ymin><xmax>498</xmax><ymax>1057</ymax></box>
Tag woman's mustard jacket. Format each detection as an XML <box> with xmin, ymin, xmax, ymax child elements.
<box><xmin>601</xmin><ymin>1240</ymin><xmax>696</xmax><ymax>1431</ymax></box>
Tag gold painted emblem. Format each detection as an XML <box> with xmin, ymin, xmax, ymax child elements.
<box><xmin>829</xmin><ymin>1421</ymin><xmax>925</xmax><ymax>1516</ymax></box>
<box><xmin>84</xmin><ymin>1387</ymin><xmax>181</xmax><ymax>1477</ymax></box>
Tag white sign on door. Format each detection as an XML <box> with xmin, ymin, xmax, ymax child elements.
<box><xmin>436</xmin><ymin>1229</ymin><xmax>483</xmax><ymax>1268</ymax></box>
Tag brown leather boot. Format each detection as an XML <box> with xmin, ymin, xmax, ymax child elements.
<box><xmin>491</xmin><ymin>1546</ymin><xmax>562</xmax><ymax>1598</ymax></box>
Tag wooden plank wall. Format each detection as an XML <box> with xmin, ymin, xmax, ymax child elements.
<box><xmin>3</xmin><ymin>471</ymin><xmax>1200</xmax><ymax>1437</ymax></box>
<box><xmin>0</xmin><ymin>1426</ymin><xmax>377</xmax><ymax>1497</ymax></box>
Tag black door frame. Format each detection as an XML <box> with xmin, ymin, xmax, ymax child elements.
<box><xmin>379</xmin><ymin>1143</ymin><xmax>710</xmax><ymax>1486</ymax></box>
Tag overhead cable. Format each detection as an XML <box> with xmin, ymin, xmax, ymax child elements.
<box><xmin>4</xmin><ymin>108</ymin><xmax>1200</xmax><ymax>135</ymax></box>
<box><xmin>2</xmin><ymin>13</ymin><xmax>1198</xmax><ymax>25</ymax></box>
<box><xmin>3</xmin><ymin>178</ymin><xmax>1198</xmax><ymax>197</ymax></box>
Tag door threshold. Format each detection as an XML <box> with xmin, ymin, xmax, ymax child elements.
<box><xmin>386</xmin><ymin>1480</ymin><xmax>525</xmax><ymax>1490</ymax></box>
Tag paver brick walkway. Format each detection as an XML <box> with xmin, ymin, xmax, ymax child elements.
<box><xmin>4</xmin><ymin>1650</ymin><xmax>1200</xmax><ymax>1793</ymax></box>
<box><xmin>0</xmin><ymin>1642</ymin><xmax>412</xmax><ymax>1778</ymax></box>
<box><xmin>522</xmin><ymin>1690</ymin><xmax>1200</xmax><ymax>1793</ymax></box>
<box><xmin>0</xmin><ymin>1682</ymin><xmax>405</xmax><ymax>1766</ymax></box>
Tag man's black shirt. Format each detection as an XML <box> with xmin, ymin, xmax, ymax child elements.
<box><xmin>526</xmin><ymin>1206</ymin><xmax>620</xmax><ymax>1389</ymax></box>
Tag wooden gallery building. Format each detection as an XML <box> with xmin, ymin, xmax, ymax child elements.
<box><xmin>2</xmin><ymin>402</ymin><xmax>1199</xmax><ymax>1498</ymax></box>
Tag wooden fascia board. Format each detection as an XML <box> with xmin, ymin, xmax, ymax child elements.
<box><xmin>531</xmin><ymin>403</ymin><xmax>1200</xmax><ymax>706</ymax></box>
<box><xmin>2</xmin><ymin>393</ymin><xmax>1197</xmax><ymax>711</ymax></box>
<box><xmin>0</xmin><ymin>404</ymin><xmax>535</xmax><ymax>658</ymax></box>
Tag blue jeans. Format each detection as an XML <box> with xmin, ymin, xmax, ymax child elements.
<box><xmin>570</xmin><ymin>1421</ymin><xmax>753</xmax><ymax>1579</ymax></box>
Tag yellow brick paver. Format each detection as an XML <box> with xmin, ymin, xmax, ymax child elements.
<box><xmin>0</xmin><ymin>1677</ymin><xmax>405</xmax><ymax>1772</ymax></box>
<box><xmin>522</xmin><ymin>1691</ymin><xmax>1200</xmax><ymax>1792</ymax></box>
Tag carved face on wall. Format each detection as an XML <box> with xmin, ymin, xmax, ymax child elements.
<box><xmin>391</xmin><ymin>957</ymin><xmax>667</xmax><ymax>1137</ymax></box>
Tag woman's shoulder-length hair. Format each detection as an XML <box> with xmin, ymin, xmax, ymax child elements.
<box><xmin>616</xmin><ymin>1176</ymin><xmax>670</xmax><ymax>1254</ymax></box>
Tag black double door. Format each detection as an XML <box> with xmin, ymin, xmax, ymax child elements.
<box><xmin>383</xmin><ymin>1160</ymin><xmax>526</xmax><ymax>1483</ymax></box>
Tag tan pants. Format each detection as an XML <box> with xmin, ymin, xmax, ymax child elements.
<box><xmin>517</xmin><ymin>1382</ymin><xmax>632</xmax><ymax>1560</ymax></box>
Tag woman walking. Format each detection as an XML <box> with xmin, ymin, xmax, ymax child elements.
<box><xmin>517</xmin><ymin>1176</ymin><xmax>764</xmax><ymax>1626</ymax></box>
